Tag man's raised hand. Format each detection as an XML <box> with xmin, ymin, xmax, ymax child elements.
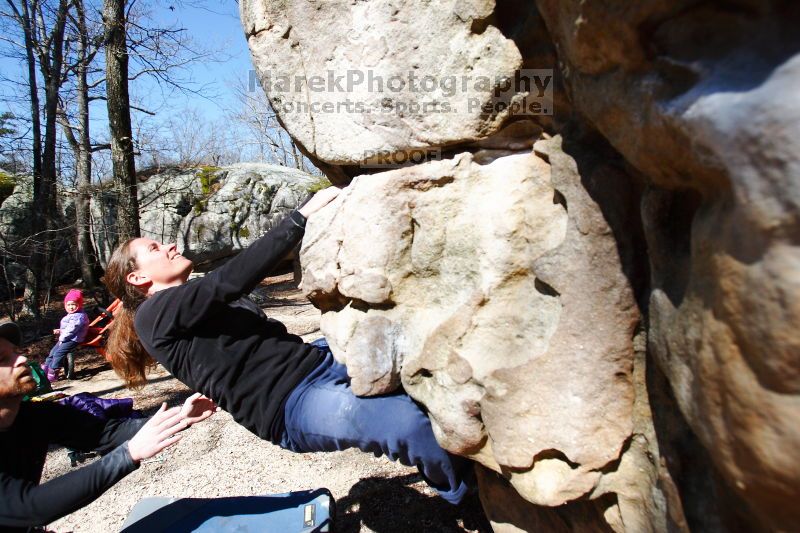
<box><xmin>127</xmin><ymin>403</ymin><xmax>187</xmax><ymax>462</ymax></box>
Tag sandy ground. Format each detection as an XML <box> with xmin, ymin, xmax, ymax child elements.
<box><xmin>33</xmin><ymin>274</ymin><xmax>490</xmax><ymax>532</ymax></box>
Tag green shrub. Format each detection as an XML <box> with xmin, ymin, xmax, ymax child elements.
<box><xmin>193</xmin><ymin>166</ymin><xmax>222</xmax><ymax>214</ymax></box>
<box><xmin>0</xmin><ymin>171</ymin><xmax>16</xmax><ymax>204</ymax></box>
<box><xmin>193</xmin><ymin>198</ymin><xmax>206</xmax><ymax>215</ymax></box>
<box><xmin>197</xmin><ymin>166</ymin><xmax>222</xmax><ymax>195</ymax></box>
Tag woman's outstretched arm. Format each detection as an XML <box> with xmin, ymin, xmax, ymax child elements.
<box><xmin>143</xmin><ymin>187</ymin><xmax>340</xmax><ymax>331</ymax></box>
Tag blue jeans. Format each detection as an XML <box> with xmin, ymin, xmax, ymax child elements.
<box><xmin>45</xmin><ymin>340</ymin><xmax>78</xmax><ymax>370</ymax></box>
<box><xmin>280</xmin><ymin>339</ymin><xmax>472</xmax><ymax>504</ymax></box>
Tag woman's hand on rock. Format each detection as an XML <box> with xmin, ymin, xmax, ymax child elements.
<box><xmin>128</xmin><ymin>403</ymin><xmax>187</xmax><ymax>462</ymax></box>
<box><xmin>298</xmin><ymin>186</ymin><xmax>342</xmax><ymax>218</ymax></box>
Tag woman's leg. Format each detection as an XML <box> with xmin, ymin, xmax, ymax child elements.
<box><xmin>282</xmin><ymin>341</ymin><xmax>472</xmax><ymax>504</ymax></box>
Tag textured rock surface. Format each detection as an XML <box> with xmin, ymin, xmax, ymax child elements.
<box><xmin>241</xmin><ymin>0</ymin><xmax>526</xmax><ymax>169</ymax></box>
<box><xmin>302</xmin><ymin>150</ymin><xmax>568</xmax><ymax>402</ymax></box>
<box><xmin>533</xmin><ymin>2</ymin><xmax>800</xmax><ymax>530</ymax></box>
<box><xmin>175</xmin><ymin>164</ymin><xmax>317</xmax><ymax>265</ymax></box>
<box><xmin>0</xmin><ymin>174</ymin><xmax>34</xmax><ymax>238</ymax></box>
<box><xmin>301</xmin><ymin>140</ymin><xmax>663</xmax><ymax>526</ymax></box>
<box><xmin>0</xmin><ymin>175</ymin><xmax>40</xmax><ymax>290</ymax></box>
<box><xmin>0</xmin><ymin>175</ymin><xmax>76</xmax><ymax>289</ymax></box>
<box><xmin>91</xmin><ymin>163</ymin><xmax>317</xmax><ymax>266</ymax></box>
<box><xmin>475</xmin><ymin>465</ymin><xmax>615</xmax><ymax>533</ymax></box>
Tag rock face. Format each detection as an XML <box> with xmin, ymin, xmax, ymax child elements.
<box><xmin>0</xmin><ymin>164</ymin><xmax>316</xmax><ymax>298</ymax></box>
<box><xmin>244</xmin><ymin>0</ymin><xmax>800</xmax><ymax>530</ymax></box>
<box><xmin>0</xmin><ymin>174</ymin><xmax>34</xmax><ymax>238</ymax></box>
<box><xmin>303</xmin><ymin>150</ymin><xmax>569</xmax><ymax>401</ymax></box>
<box><xmin>173</xmin><ymin>164</ymin><xmax>317</xmax><ymax>265</ymax></box>
<box><xmin>241</xmin><ymin>0</ymin><xmax>532</xmax><ymax>172</ymax></box>
<box><xmin>0</xmin><ymin>175</ymin><xmax>39</xmax><ymax>291</ymax></box>
<box><xmin>533</xmin><ymin>2</ymin><xmax>800</xmax><ymax>531</ymax></box>
<box><xmin>301</xmin><ymin>140</ymin><xmax>663</xmax><ymax>527</ymax></box>
<box><xmin>92</xmin><ymin>163</ymin><xmax>318</xmax><ymax>267</ymax></box>
<box><xmin>0</xmin><ymin>175</ymin><xmax>76</xmax><ymax>291</ymax></box>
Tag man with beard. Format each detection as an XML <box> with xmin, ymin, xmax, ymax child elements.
<box><xmin>0</xmin><ymin>321</ymin><xmax>217</xmax><ymax>531</ymax></box>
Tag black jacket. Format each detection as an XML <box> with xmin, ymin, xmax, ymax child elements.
<box><xmin>135</xmin><ymin>211</ymin><xmax>324</xmax><ymax>443</ymax></box>
<box><xmin>0</xmin><ymin>401</ymin><xmax>146</xmax><ymax>531</ymax></box>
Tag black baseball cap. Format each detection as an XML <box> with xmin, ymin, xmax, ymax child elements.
<box><xmin>0</xmin><ymin>321</ymin><xmax>21</xmax><ymax>346</ymax></box>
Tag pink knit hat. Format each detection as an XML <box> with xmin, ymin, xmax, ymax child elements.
<box><xmin>64</xmin><ymin>289</ymin><xmax>83</xmax><ymax>310</ymax></box>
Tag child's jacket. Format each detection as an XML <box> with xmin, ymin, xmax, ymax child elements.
<box><xmin>59</xmin><ymin>312</ymin><xmax>89</xmax><ymax>343</ymax></box>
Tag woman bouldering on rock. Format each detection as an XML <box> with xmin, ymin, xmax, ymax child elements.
<box><xmin>103</xmin><ymin>186</ymin><xmax>471</xmax><ymax>504</ymax></box>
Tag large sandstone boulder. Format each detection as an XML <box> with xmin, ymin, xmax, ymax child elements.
<box><xmin>301</xmin><ymin>141</ymin><xmax>666</xmax><ymax>529</ymax></box>
<box><xmin>176</xmin><ymin>164</ymin><xmax>318</xmax><ymax>265</ymax></box>
<box><xmin>0</xmin><ymin>174</ymin><xmax>34</xmax><ymax>237</ymax></box>
<box><xmin>0</xmin><ymin>175</ymin><xmax>76</xmax><ymax>290</ymax></box>
<box><xmin>532</xmin><ymin>2</ymin><xmax>800</xmax><ymax>530</ymax></box>
<box><xmin>241</xmin><ymin>0</ymin><xmax>531</xmax><ymax>171</ymax></box>
<box><xmin>0</xmin><ymin>175</ymin><xmax>38</xmax><ymax>291</ymax></box>
<box><xmin>244</xmin><ymin>0</ymin><xmax>799</xmax><ymax>530</ymax></box>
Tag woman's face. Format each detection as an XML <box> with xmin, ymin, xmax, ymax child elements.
<box><xmin>127</xmin><ymin>238</ymin><xmax>194</xmax><ymax>291</ymax></box>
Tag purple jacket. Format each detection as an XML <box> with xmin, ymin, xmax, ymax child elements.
<box><xmin>58</xmin><ymin>392</ymin><xmax>144</xmax><ymax>421</ymax></box>
<box><xmin>59</xmin><ymin>311</ymin><xmax>89</xmax><ymax>343</ymax></box>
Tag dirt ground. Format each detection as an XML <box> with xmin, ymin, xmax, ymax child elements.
<box><xmin>27</xmin><ymin>274</ymin><xmax>490</xmax><ymax>532</ymax></box>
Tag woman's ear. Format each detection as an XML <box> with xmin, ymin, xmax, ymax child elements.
<box><xmin>126</xmin><ymin>270</ymin><xmax>149</xmax><ymax>289</ymax></box>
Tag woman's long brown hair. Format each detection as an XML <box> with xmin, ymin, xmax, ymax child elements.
<box><xmin>104</xmin><ymin>239</ymin><xmax>156</xmax><ymax>388</ymax></box>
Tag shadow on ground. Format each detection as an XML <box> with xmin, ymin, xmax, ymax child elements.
<box><xmin>335</xmin><ymin>473</ymin><xmax>490</xmax><ymax>533</ymax></box>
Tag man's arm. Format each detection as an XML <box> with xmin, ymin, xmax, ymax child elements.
<box><xmin>0</xmin><ymin>403</ymin><xmax>195</xmax><ymax>528</ymax></box>
<box><xmin>0</xmin><ymin>444</ymin><xmax>138</xmax><ymax>527</ymax></box>
<box><xmin>41</xmin><ymin>401</ymin><xmax>147</xmax><ymax>454</ymax></box>
<box><xmin>48</xmin><ymin>394</ymin><xmax>216</xmax><ymax>453</ymax></box>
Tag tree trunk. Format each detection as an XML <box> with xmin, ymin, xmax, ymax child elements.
<box><xmin>18</xmin><ymin>0</ymin><xmax>42</xmax><ymax>182</ymax></box>
<box><xmin>63</xmin><ymin>0</ymin><xmax>102</xmax><ymax>286</ymax></box>
<box><xmin>17</xmin><ymin>0</ymin><xmax>43</xmax><ymax>317</ymax></box>
<box><xmin>104</xmin><ymin>0</ymin><xmax>139</xmax><ymax>242</ymax></box>
<box><xmin>35</xmin><ymin>0</ymin><xmax>69</xmax><ymax>309</ymax></box>
<box><xmin>75</xmin><ymin>69</ymin><xmax>102</xmax><ymax>287</ymax></box>
<box><xmin>40</xmin><ymin>0</ymin><xmax>67</xmax><ymax>215</ymax></box>
<box><xmin>8</xmin><ymin>0</ymin><xmax>67</xmax><ymax>317</ymax></box>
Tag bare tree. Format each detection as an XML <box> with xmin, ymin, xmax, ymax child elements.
<box><xmin>2</xmin><ymin>0</ymin><xmax>70</xmax><ymax>317</ymax></box>
<box><xmin>101</xmin><ymin>0</ymin><xmax>221</xmax><ymax>241</ymax></box>
<box><xmin>226</xmin><ymin>77</ymin><xmax>319</xmax><ymax>173</ymax></box>
<box><xmin>2</xmin><ymin>0</ymin><xmax>236</xmax><ymax>306</ymax></box>
<box><xmin>57</xmin><ymin>0</ymin><xmax>104</xmax><ymax>286</ymax></box>
<box><xmin>3</xmin><ymin>0</ymin><xmax>43</xmax><ymax>317</ymax></box>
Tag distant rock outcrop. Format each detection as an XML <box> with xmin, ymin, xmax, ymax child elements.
<box><xmin>91</xmin><ymin>163</ymin><xmax>319</xmax><ymax>267</ymax></box>
<box><xmin>243</xmin><ymin>0</ymin><xmax>800</xmax><ymax>531</ymax></box>
<box><xmin>0</xmin><ymin>165</ymin><xmax>317</xmax><ymax>296</ymax></box>
<box><xmin>0</xmin><ymin>175</ymin><xmax>75</xmax><ymax>292</ymax></box>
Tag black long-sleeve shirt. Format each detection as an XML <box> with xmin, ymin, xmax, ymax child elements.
<box><xmin>134</xmin><ymin>211</ymin><xmax>324</xmax><ymax>443</ymax></box>
<box><xmin>0</xmin><ymin>401</ymin><xmax>146</xmax><ymax>531</ymax></box>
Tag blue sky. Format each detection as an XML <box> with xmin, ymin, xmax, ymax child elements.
<box><xmin>154</xmin><ymin>0</ymin><xmax>255</xmax><ymax>120</ymax></box>
<box><xmin>0</xmin><ymin>0</ymin><xmax>256</xmax><ymax>140</ymax></box>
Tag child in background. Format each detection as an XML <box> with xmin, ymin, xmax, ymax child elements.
<box><xmin>43</xmin><ymin>289</ymin><xmax>90</xmax><ymax>381</ymax></box>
